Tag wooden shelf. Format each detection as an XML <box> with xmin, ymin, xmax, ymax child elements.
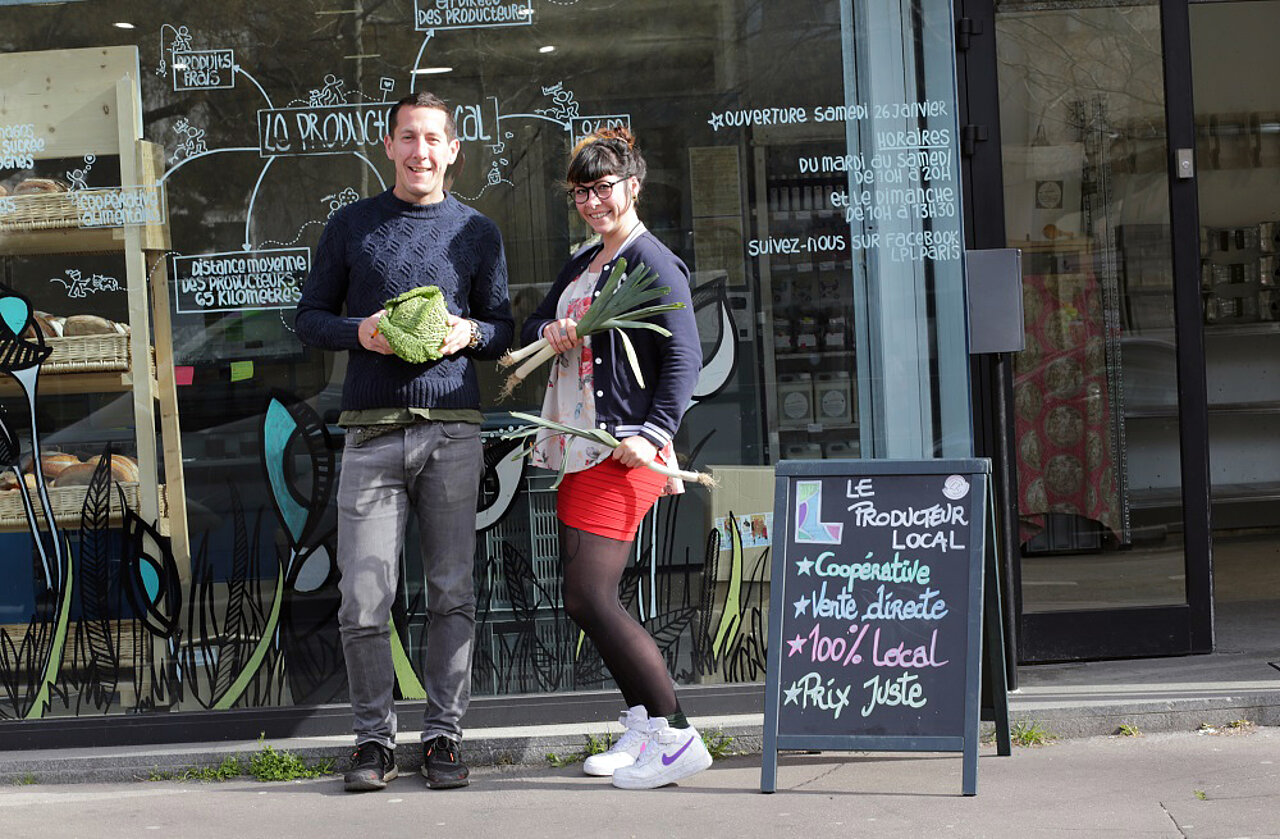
<box><xmin>0</xmin><ymin>224</ymin><xmax>126</xmax><ymax>256</ymax></box>
<box><xmin>0</xmin><ymin>370</ymin><xmax>136</xmax><ymax>395</ymax></box>
<box><xmin>0</xmin><ymin>223</ymin><xmax>169</xmax><ymax>256</ymax></box>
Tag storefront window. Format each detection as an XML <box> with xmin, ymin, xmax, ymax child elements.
<box><xmin>0</xmin><ymin>0</ymin><xmax>965</xmax><ymax>721</ymax></box>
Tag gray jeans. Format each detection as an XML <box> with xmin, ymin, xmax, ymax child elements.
<box><xmin>336</xmin><ymin>421</ymin><xmax>482</xmax><ymax>748</ymax></box>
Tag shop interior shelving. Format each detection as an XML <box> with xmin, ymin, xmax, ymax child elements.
<box><xmin>1117</xmin><ymin>222</ymin><xmax>1280</xmax><ymax>528</ymax></box>
<box><xmin>750</xmin><ymin>125</ymin><xmax>860</xmax><ymax>463</ymax></box>
<box><xmin>0</xmin><ymin>46</ymin><xmax>189</xmax><ymax>564</ymax></box>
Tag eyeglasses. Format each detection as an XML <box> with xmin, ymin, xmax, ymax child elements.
<box><xmin>568</xmin><ymin>177</ymin><xmax>628</xmax><ymax>204</ymax></box>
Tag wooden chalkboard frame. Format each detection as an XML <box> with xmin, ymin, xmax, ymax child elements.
<box><xmin>761</xmin><ymin>458</ymin><xmax>991</xmax><ymax>796</ymax></box>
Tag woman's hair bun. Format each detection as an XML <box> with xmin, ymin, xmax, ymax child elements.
<box><xmin>571</xmin><ymin>126</ymin><xmax>637</xmax><ymax>157</ymax></box>
<box><xmin>566</xmin><ymin>125</ymin><xmax>646</xmax><ymax>186</ymax></box>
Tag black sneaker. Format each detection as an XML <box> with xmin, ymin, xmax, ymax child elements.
<box><xmin>421</xmin><ymin>735</ymin><xmax>469</xmax><ymax>789</ymax></box>
<box><xmin>344</xmin><ymin>741</ymin><xmax>398</xmax><ymax>792</ymax></box>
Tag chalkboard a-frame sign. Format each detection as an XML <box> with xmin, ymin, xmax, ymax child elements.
<box><xmin>761</xmin><ymin>459</ymin><xmax>990</xmax><ymax>796</ymax></box>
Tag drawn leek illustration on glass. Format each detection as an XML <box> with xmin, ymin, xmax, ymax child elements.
<box><xmin>0</xmin><ymin>286</ymin><xmax>63</xmax><ymax>590</ymax></box>
<box><xmin>204</xmin><ymin>395</ymin><xmax>330</xmax><ymax>710</ymax></box>
<box><xmin>121</xmin><ymin>483</ymin><xmax>182</xmax><ymax>709</ymax></box>
<box><xmin>76</xmin><ymin>448</ymin><xmax>121</xmax><ymax>712</ymax></box>
<box><xmin>497</xmin><ymin>258</ymin><xmax>684</xmax><ymax>397</ymax></box>
<box><xmin>0</xmin><ymin>284</ymin><xmax>72</xmax><ymax>718</ymax></box>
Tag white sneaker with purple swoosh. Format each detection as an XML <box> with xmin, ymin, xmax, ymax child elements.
<box><xmin>583</xmin><ymin>705</ymin><xmax>650</xmax><ymax>776</ymax></box>
<box><xmin>611</xmin><ymin>718</ymin><xmax>713</xmax><ymax>790</ymax></box>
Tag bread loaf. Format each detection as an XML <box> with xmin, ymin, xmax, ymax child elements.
<box><xmin>40</xmin><ymin>453</ymin><xmax>81</xmax><ymax>481</ymax></box>
<box><xmin>111</xmin><ymin>454</ymin><xmax>140</xmax><ymax>483</ymax></box>
<box><xmin>62</xmin><ymin>314</ymin><xmax>118</xmax><ymax>336</ymax></box>
<box><xmin>51</xmin><ymin>462</ymin><xmax>96</xmax><ymax>487</ymax></box>
<box><xmin>75</xmin><ymin>453</ymin><xmax>140</xmax><ymax>484</ymax></box>
<box><xmin>33</xmin><ymin>311</ymin><xmax>62</xmax><ymax>338</ymax></box>
<box><xmin>13</xmin><ymin>178</ymin><xmax>68</xmax><ymax>194</ymax></box>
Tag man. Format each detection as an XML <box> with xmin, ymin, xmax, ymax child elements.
<box><xmin>295</xmin><ymin>91</ymin><xmax>513</xmax><ymax>792</ymax></box>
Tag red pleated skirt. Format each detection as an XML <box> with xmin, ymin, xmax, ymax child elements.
<box><xmin>556</xmin><ymin>456</ymin><xmax>666</xmax><ymax>541</ymax></box>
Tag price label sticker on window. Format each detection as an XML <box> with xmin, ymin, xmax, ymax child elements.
<box><xmin>229</xmin><ymin>360</ymin><xmax>254</xmax><ymax>382</ymax></box>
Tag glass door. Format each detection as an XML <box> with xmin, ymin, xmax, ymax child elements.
<box><xmin>992</xmin><ymin>0</ymin><xmax>1212</xmax><ymax>660</ymax></box>
<box><xmin>1188</xmin><ymin>0</ymin><xmax>1280</xmax><ymax>649</ymax></box>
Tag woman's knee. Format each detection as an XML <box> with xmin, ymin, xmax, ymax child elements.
<box><xmin>561</xmin><ymin>584</ymin><xmax>593</xmax><ymax>628</ymax></box>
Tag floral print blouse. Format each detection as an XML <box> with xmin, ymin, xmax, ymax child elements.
<box><xmin>530</xmin><ymin>265</ymin><xmax>683</xmax><ymax>495</ymax></box>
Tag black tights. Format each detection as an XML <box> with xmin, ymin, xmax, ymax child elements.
<box><xmin>559</xmin><ymin>523</ymin><xmax>680</xmax><ymax>719</ymax></box>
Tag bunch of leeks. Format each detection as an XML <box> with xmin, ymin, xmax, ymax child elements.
<box><xmin>498</xmin><ymin>258</ymin><xmax>684</xmax><ymax>397</ymax></box>
<box><xmin>502</xmin><ymin>411</ymin><xmax>717</xmax><ymax>489</ymax></box>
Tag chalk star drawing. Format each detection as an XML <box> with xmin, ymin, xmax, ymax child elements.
<box><xmin>786</xmin><ymin>633</ymin><xmax>808</xmax><ymax>657</ymax></box>
<box><xmin>795</xmin><ymin>557</ymin><xmax>814</xmax><ymax>576</ymax></box>
<box><xmin>707</xmin><ymin>112</ymin><xmax>724</xmax><ymax>131</ymax></box>
<box><xmin>793</xmin><ymin>594</ymin><xmax>811</xmax><ymax>618</ymax></box>
<box><xmin>783</xmin><ymin>683</ymin><xmax>802</xmax><ymax>706</ymax></box>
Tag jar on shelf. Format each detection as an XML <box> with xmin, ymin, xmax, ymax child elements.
<box><xmin>1260</xmin><ymin>289</ymin><xmax>1278</xmax><ymax>321</ymax></box>
<box><xmin>824</xmin><ymin>315</ymin><xmax>848</xmax><ymax>350</ymax></box>
<box><xmin>778</xmin><ymin>372</ymin><xmax>814</xmax><ymax>429</ymax></box>
<box><xmin>814</xmin><ymin>371</ymin><xmax>853</xmax><ymax>425</ymax></box>
<box><xmin>773</xmin><ymin>318</ymin><xmax>793</xmax><ymax>351</ymax></box>
<box><xmin>1259</xmin><ymin>256</ymin><xmax>1278</xmax><ymax>286</ymax></box>
<box><xmin>784</xmin><ymin>442</ymin><xmax>823</xmax><ymax>460</ymax></box>
<box><xmin>795</xmin><ymin>317</ymin><xmax>819</xmax><ymax>350</ymax></box>
<box><xmin>823</xmin><ymin>441</ymin><xmax>859</xmax><ymax>459</ymax></box>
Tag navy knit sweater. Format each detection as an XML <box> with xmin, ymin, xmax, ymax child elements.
<box><xmin>295</xmin><ymin>190</ymin><xmax>513</xmax><ymax>412</ymax></box>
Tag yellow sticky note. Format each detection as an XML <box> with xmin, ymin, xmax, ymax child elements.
<box><xmin>229</xmin><ymin>360</ymin><xmax>254</xmax><ymax>382</ymax></box>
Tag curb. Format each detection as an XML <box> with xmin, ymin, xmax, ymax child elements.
<box><xmin>0</xmin><ymin>716</ymin><xmax>765</xmax><ymax>787</ymax></box>
<box><xmin>1003</xmin><ymin>689</ymin><xmax>1280</xmax><ymax>739</ymax></box>
<box><xmin>2</xmin><ymin>690</ymin><xmax>1278</xmax><ymax>786</ymax></box>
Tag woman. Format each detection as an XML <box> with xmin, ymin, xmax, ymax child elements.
<box><xmin>521</xmin><ymin>128</ymin><xmax>708</xmax><ymax>789</ymax></box>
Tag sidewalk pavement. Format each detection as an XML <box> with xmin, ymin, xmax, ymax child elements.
<box><xmin>0</xmin><ymin>617</ymin><xmax>1277</xmax><ymax>838</ymax></box>
<box><xmin>0</xmin><ymin>594</ymin><xmax>1277</xmax><ymax>787</ymax></box>
<box><xmin>0</xmin><ymin>631</ymin><xmax>1276</xmax><ymax>786</ymax></box>
<box><xmin>0</xmin><ymin>729</ymin><xmax>1275</xmax><ymax>839</ymax></box>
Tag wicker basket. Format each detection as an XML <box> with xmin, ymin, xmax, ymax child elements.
<box><xmin>41</xmin><ymin>334</ymin><xmax>133</xmax><ymax>374</ymax></box>
<box><xmin>0</xmin><ymin>482</ymin><xmax>169</xmax><ymax>531</ymax></box>
<box><xmin>0</xmin><ymin>190</ymin><xmax>80</xmax><ymax>232</ymax></box>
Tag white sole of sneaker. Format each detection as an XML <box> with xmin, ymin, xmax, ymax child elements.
<box><xmin>343</xmin><ymin>766</ymin><xmax>399</xmax><ymax>792</ymax></box>
<box><xmin>611</xmin><ymin>752</ymin><xmax>713</xmax><ymax>790</ymax></box>
<box><xmin>583</xmin><ymin>759</ymin><xmax>633</xmax><ymax>777</ymax></box>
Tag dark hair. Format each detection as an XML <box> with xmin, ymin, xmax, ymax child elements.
<box><xmin>386</xmin><ymin>92</ymin><xmax>456</xmax><ymax>140</ymax></box>
<box><xmin>565</xmin><ymin>126</ymin><xmax>646</xmax><ymax>187</ymax></box>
